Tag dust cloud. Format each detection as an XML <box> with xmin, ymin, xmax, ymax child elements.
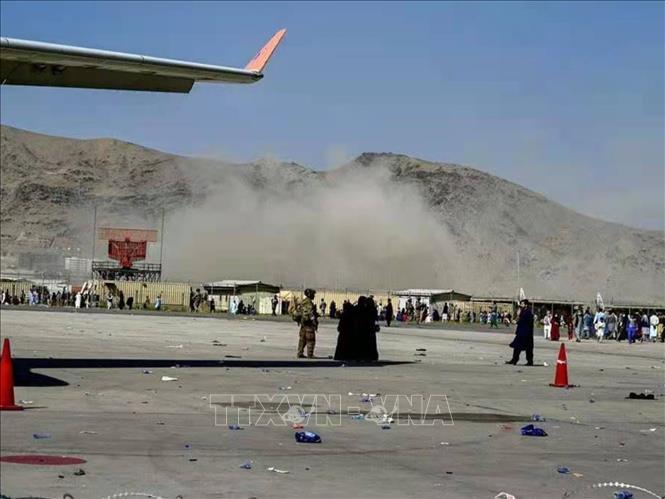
<box><xmin>162</xmin><ymin>162</ymin><xmax>465</xmax><ymax>291</ymax></box>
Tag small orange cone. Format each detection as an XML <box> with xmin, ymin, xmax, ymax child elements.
<box><xmin>550</xmin><ymin>343</ymin><xmax>570</xmax><ymax>388</ymax></box>
<box><xmin>0</xmin><ymin>338</ymin><xmax>23</xmax><ymax>411</ymax></box>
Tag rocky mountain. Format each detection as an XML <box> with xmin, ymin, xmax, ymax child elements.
<box><xmin>1</xmin><ymin>125</ymin><xmax>663</xmax><ymax>304</ymax></box>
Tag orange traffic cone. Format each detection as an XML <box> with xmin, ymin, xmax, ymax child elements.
<box><xmin>550</xmin><ymin>343</ymin><xmax>570</xmax><ymax>388</ymax></box>
<box><xmin>0</xmin><ymin>338</ymin><xmax>23</xmax><ymax>410</ymax></box>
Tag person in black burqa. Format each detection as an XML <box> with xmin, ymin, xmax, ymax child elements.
<box><xmin>334</xmin><ymin>296</ymin><xmax>379</xmax><ymax>361</ymax></box>
<box><xmin>506</xmin><ymin>299</ymin><xmax>534</xmax><ymax>366</ymax></box>
<box><xmin>385</xmin><ymin>298</ymin><xmax>394</xmax><ymax>327</ymax></box>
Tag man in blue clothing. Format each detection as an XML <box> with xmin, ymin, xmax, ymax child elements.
<box><xmin>506</xmin><ymin>299</ymin><xmax>534</xmax><ymax>366</ymax></box>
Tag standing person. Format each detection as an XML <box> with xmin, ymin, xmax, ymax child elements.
<box><xmin>606</xmin><ymin>310</ymin><xmax>618</xmax><ymax>339</ymax></box>
<box><xmin>543</xmin><ymin>311</ymin><xmax>552</xmax><ymax>339</ymax></box>
<box><xmin>329</xmin><ymin>300</ymin><xmax>337</xmax><ymax>319</ymax></box>
<box><xmin>155</xmin><ymin>294</ymin><xmax>162</xmax><ymax>311</ymax></box>
<box><xmin>490</xmin><ymin>306</ymin><xmax>499</xmax><ymax>328</ymax></box>
<box><xmin>75</xmin><ymin>291</ymin><xmax>82</xmax><ymax>309</ymax></box>
<box><xmin>573</xmin><ymin>307</ymin><xmax>583</xmax><ymax>342</ymax></box>
<box><xmin>126</xmin><ymin>296</ymin><xmax>134</xmax><ymax>311</ymax></box>
<box><xmin>627</xmin><ymin>314</ymin><xmax>638</xmax><ymax>344</ymax></box>
<box><xmin>118</xmin><ymin>291</ymin><xmax>125</xmax><ymax>310</ymax></box>
<box><xmin>649</xmin><ymin>312</ymin><xmax>659</xmax><ymax>342</ymax></box>
<box><xmin>506</xmin><ymin>299</ymin><xmax>534</xmax><ymax>366</ymax></box>
<box><xmin>442</xmin><ymin>302</ymin><xmax>449</xmax><ymax>322</ymax></box>
<box><xmin>617</xmin><ymin>313</ymin><xmax>627</xmax><ymax>342</ymax></box>
<box><xmin>566</xmin><ymin>313</ymin><xmax>574</xmax><ymax>340</ymax></box>
<box><xmin>271</xmin><ymin>295</ymin><xmax>279</xmax><ymax>316</ymax></box>
<box><xmin>143</xmin><ymin>296</ymin><xmax>150</xmax><ymax>310</ymax></box>
<box><xmin>594</xmin><ymin>313</ymin><xmax>606</xmax><ymax>342</ymax></box>
<box><xmin>640</xmin><ymin>312</ymin><xmax>650</xmax><ymax>343</ymax></box>
<box><xmin>209</xmin><ymin>296</ymin><xmax>216</xmax><ymax>313</ymax></box>
<box><xmin>296</xmin><ymin>288</ymin><xmax>318</xmax><ymax>359</ymax></box>
<box><xmin>385</xmin><ymin>298</ymin><xmax>394</xmax><ymax>327</ymax></box>
<box><xmin>550</xmin><ymin>314</ymin><xmax>560</xmax><ymax>341</ymax></box>
<box><xmin>319</xmin><ymin>298</ymin><xmax>327</xmax><ymax>318</ymax></box>
<box><xmin>583</xmin><ymin>308</ymin><xmax>593</xmax><ymax>339</ymax></box>
<box><xmin>106</xmin><ymin>291</ymin><xmax>113</xmax><ymax>310</ymax></box>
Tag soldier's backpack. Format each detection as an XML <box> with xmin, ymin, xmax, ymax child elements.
<box><xmin>288</xmin><ymin>296</ymin><xmax>302</xmax><ymax>323</ymax></box>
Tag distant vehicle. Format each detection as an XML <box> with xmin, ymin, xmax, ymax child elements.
<box><xmin>0</xmin><ymin>29</ymin><xmax>286</xmax><ymax>93</ymax></box>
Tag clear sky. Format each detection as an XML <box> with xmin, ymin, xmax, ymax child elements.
<box><xmin>1</xmin><ymin>1</ymin><xmax>663</xmax><ymax>230</ymax></box>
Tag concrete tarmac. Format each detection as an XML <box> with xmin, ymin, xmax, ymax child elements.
<box><xmin>1</xmin><ymin>309</ymin><xmax>663</xmax><ymax>499</ymax></box>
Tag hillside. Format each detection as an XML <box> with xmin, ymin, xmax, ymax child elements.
<box><xmin>1</xmin><ymin>125</ymin><xmax>663</xmax><ymax>303</ymax></box>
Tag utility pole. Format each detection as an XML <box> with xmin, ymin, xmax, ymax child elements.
<box><xmin>90</xmin><ymin>205</ymin><xmax>97</xmax><ymax>281</ymax></box>
<box><xmin>159</xmin><ymin>208</ymin><xmax>165</xmax><ymax>281</ymax></box>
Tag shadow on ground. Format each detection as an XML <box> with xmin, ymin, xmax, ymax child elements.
<box><xmin>12</xmin><ymin>358</ymin><xmax>412</xmax><ymax>387</ymax></box>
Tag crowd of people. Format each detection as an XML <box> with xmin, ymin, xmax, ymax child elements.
<box><xmin>538</xmin><ymin>307</ymin><xmax>664</xmax><ymax>343</ymax></box>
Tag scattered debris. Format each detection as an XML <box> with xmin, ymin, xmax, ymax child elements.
<box><xmin>295</xmin><ymin>431</ymin><xmax>322</xmax><ymax>443</ymax></box>
<box><xmin>381</xmin><ymin>425</ymin><xmax>391</xmax><ymax>430</ymax></box>
<box><xmin>142</xmin><ymin>369</ymin><xmax>152</xmax><ymax>374</ymax></box>
<box><xmin>557</xmin><ymin>466</ymin><xmax>570</xmax><ymax>474</ymax></box>
<box><xmin>260</xmin><ymin>336</ymin><xmax>267</xmax><ymax>343</ymax></box>
<box><xmin>616</xmin><ymin>458</ymin><xmax>628</xmax><ymax>463</ymax></box>
<box><xmin>167</xmin><ymin>344</ymin><xmax>183</xmax><ymax>349</ymax></box>
<box><xmin>520</xmin><ymin>424</ymin><xmax>547</xmax><ymax>437</ymax></box>
<box><xmin>278</xmin><ymin>386</ymin><xmax>292</xmax><ymax>391</ymax></box>
<box><xmin>440</xmin><ymin>442</ymin><xmax>450</xmax><ymax>446</ymax></box>
<box><xmin>414</xmin><ymin>353</ymin><xmax>427</xmax><ymax>357</ymax></box>
<box><xmin>78</xmin><ymin>431</ymin><xmax>98</xmax><ymax>435</ymax></box>
<box><xmin>531</xmin><ymin>414</ymin><xmax>545</xmax><ymax>422</ymax></box>
<box><xmin>161</xmin><ymin>376</ymin><xmax>178</xmax><ymax>382</ymax></box>
<box><xmin>239</xmin><ymin>459</ymin><xmax>253</xmax><ymax>470</ymax></box>
<box><xmin>379</xmin><ymin>414</ymin><xmax>394</xmax><ymax>424</ymax></box>
<box><xmin>18</xmin><ymin>400</ymin><xmax>33</xmax><ymax>405</ymax></box>
<box><xmin>415</xmin><ymin>348</ymin><xmax>427</xmax><ymax>352</ymax></box>
<box><xmin>33</xmin><ymin>433</ymin><xmax>51</xmax><ymax>439</ymax></box>
<box><xmin>627</xmin><ymin>392</ymin><xmax>655</xmax><ymax>400</ymax></box>
<box><xmin>291</xmin><ymin>423</ymin><xmax>304</xmax><ymax>429</ymax></box>
<box><xmin>495</xmin><ymin>493</ymin><xmax>516</xmax><ymax>499</ymax></box>
<box><xmin>267</xmin><ymin>466</ymin><xmax>290</xmax><ymax>474</ymax></box>
<box><xmin>351</xmin><ymin>414</ymin><xmax>364</xmax><ymax>420</ymax></box>
<box><xmin>73</xmin><ymin>469</ymin><xmax>86</xmax><ymax>476</ymax></box>
<box><xmin>613</xmin><ymin>491</ymin><xmax>634</xmax><ymax>499</ymax></box>
<box><xmin>225</xmin><ymin>355</ymin><xmax>242</xmax><ymax>359</ymax></box>
<box><xmin>639</xmin><ymin>428</ymin><xmax>657</xmax><ymax>433</ymax></box>
<box><xmin>228</xmin><ymin>425</ymin><xmax>244</xmax><ymax>430</ymax></box>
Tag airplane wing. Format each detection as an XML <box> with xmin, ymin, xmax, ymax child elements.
<box><xmin>0</xmin><ymin>29</ymin><xmax>286</xmax><ymax>93</ymax></box>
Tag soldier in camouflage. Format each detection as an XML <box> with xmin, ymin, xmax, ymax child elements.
<box><xmin>297</xmin><ymin>288</ymin><xmax>319</xmax><ymax>358</ymax></box>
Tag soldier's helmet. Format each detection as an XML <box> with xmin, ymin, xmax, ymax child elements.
<box><xmin>304</xmin><ymin>288</ymin><xmax>316</xmax><ymax>299</ymax></box>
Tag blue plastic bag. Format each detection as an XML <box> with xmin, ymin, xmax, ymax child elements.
<box><xmin>295</xmin><ymin>431</ymin><xmax>322</xmax><ymax>443</ymax></box>
<box><xmin>520</xmin><ymin>424</ymin><xmax>548</xmax><ymax>437</ymax></box>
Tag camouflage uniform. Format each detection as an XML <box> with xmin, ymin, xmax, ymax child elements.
<box><xmin>297</xmin><ymin>293</ymin><xmax>318</xmax><ymax>358</ymax></box>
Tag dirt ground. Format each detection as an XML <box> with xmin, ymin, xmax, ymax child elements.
<box><xmin>1</xmin><ymin>308</ymin><xmax>663</xmax><ymax>499</ymax></box>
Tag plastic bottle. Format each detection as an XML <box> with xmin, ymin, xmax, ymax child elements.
<box><xmin>294</xmin><ymin>431</ymin><xmax>322</xmax><ymax>443</ymax></box>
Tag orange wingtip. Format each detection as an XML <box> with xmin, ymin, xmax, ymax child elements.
<box><xmin>245</xmin><ymin>28</ymin><xmax>287</xmax><ymax>73</ymax></box>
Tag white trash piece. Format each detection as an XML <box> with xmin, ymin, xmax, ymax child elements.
<box><xmin>267</xmin><ymin>466</ymin><xmax>290</xmax><ymax>474</ymax></box>
<box><xmin>161</xmin><ymin>376</ymin><xmax>179</xmax><ymax>382</ymax></box>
